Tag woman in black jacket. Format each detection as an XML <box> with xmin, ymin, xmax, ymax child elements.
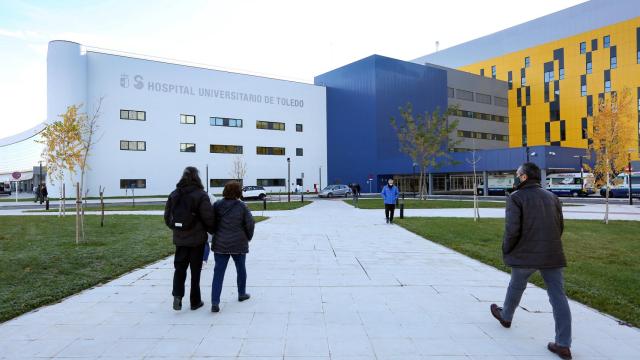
<box><xmin>164</xmin><ymin>167</ymin><xmax>215</xmax><ymax>311</ymax></box>
<box><xmin>210</xmin><ymin>181</ymin><xmax>255</xmax><ymax>312</ymax></box>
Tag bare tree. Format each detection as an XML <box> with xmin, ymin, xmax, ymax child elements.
<box><xmin>229</xmin><ymin>156</ymin><xmax>247</xmax><ymax>184</ymax></box>
<box><xmin>391</xmin><ymin>103</ymin><xmax>460</xmax><ymax>199</ymax></box>
<box><xmin>465</xmin><ymin>140</ymin><xmax>482</xmax><ymax>221</ymax></box>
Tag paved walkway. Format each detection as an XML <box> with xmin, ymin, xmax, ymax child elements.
<box><xmin>1</xmin><ymin>200</ymin><xmax>639</xmax><ymax>359</ymax></box>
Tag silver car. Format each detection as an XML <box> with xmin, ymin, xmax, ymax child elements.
<box><xmin>318</xmin><ymin>184</ymin><xmax>352</xmax><ymax>198</ymax></box>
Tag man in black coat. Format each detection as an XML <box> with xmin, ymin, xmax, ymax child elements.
<box><xmin>164</xmin><ymin>167</ymin><xmax>215</xmax><ymax>311</ymax></box>
<box><xmin>490</xmin><ymin>162</ymin><xmax>572</xmax><ymax>359</ymax></box>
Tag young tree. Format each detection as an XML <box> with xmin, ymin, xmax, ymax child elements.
<box><xmin>390</xmin><ymin>103</ymin><xmax>460</xmax><ymax>199</ymax></box>
<box><xmin>38</xmin><ymin>105</ymin><xmax>83</xmax><ymax>217</ymax></box>
<box><xmin>229</xmin><ymin>155</ymin><xmax>247</xmax><ymax>184</ymax></box>
<box><xmin>466</xmin><ymin>140</ymin><xmax>482</xmax><ymax>222</ymax></box>
<box><xmin>588</xmin><ymin>88</ymin><xmax>635</xmax><ymax>224</ymax></box>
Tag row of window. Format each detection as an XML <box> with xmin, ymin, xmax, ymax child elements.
<box><xmin>456</xmin><ymin>130</ymin><xmax>508</xmax><ymax>142</ymax></box>
<box><xmin>580</xmin><ymin>35</ymin><xmax>611</xmax><ymax>55</ymax></box>
<box><xmin>124</xmin><ymin>141</ymin><xmax>304</xmax><ymax>156</ymax></box>
<box><xmin>452</xmin><ymin>109</ymin><xmax>508</xmax><ymax>123</ymax></box>
<box><xmin>448</xmin><ymin>88</ymin><xmax>507</xmax><ymax>108</ymax></box>
<box><xmin>119</xmin><ymin>178</ymin><xmax>296</xmax><ymax>189</ymax></box>
<box><xmin>121</xmin><ymin>111</ymin><xmax>305</xmax><ymax>132</ymax></box>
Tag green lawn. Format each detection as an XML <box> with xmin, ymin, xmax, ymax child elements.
<box><xmin>26</xmin><ymin>201</ymin><xmax>311</xmax><ymax>213</ymax></box>
<box><xmin>346</xmin><ymin>198</ymin><xmax>506</xmax><ymax>209</ymax></box>
<box><xmin>0</xmin><ymin>215</ymin><xmax>267</xmax><ymax>322</ymax></box>
<box><xmin>395</xmin><ymin>217</ymin><xmax>640</xmax><ymax>328</ymax></box>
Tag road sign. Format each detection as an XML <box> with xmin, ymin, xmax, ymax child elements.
<box><xmin>11</xmin><ymin>172</ymin><xmax>21</xmax><ymax>180</ymax></box>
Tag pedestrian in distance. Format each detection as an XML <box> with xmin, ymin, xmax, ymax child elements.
<box><xmin>164</xmin><ymin>166</ymin><xmax>215</xmax><ymax>312</ymax></box>
<box><xmin>210</xmin><ymin>181</ymin><xmax>255</xmax><ymax>313</ymax></box>
<box><xmin>490</xmin><ymin>162</ymin><xmax>572</xmax><ymax>359</ymax></box>
<box><xmin>381</xmin><ymin>179</ymin><xmax>399</xmax><ymax>224</ymax></box>
<box><xmin>40</xmin><ymin>184</ymin><xmax>48</xmax><ymax>205</ymax></box>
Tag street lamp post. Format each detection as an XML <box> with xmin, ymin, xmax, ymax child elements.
<box><xmin>573</xmin><ymin>155</ymin><xmax>584</xmax><ymax>194</ymax></box>
<box><xmin>287</xmin><ymin>157</ymin><xmax>291</xmax><ymax>203</ymax></box>
<box><xmin>38</xmin><ymin>160</ymin><xmax>43</xmax><ymax>203</ymax></box>
<box><xmin>525</xmin><ymin>146</ymin><xmax>530</xmax><ymax>162</ymax></box>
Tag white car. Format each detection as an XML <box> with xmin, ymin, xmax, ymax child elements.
<box><xmin>242</xmin><ymin>186</ymin><xmax>267</xmax><ymax>200</ymax></box>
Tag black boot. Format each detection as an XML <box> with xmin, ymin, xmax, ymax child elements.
<box><xmin>238</xmin><ymin>293</ymin><xmax>251</xmax><ymax>302</ymax></box>
<box><xmin>173</xmin><ymin>296</ymin><xmax>182</xmax><ymax>311</ymax></box>
<box><xmin>211</xmin><ymin>304</ymin><xmax>220</xmax><ymax>313</ymax></box>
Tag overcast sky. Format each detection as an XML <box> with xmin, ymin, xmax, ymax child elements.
<box><xmin>0</xmin><ymin>0</ymin><xmax>586</xmax><ymax>138</ymax></box>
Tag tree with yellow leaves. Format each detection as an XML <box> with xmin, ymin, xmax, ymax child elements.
<box><xmin>588</xmin><ymin>88</ymin><xmax>635</xmax><ymax>224</ymax></box>
<box><xmin>39</xmin><ymin>105</ymin><xmax>83</xmax><ymax>217</ymax></box>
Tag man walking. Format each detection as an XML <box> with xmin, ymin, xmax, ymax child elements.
<box><xmin>381</xmin><ymin>178</ymin><xmax>399</xmax><ymax>224</ymax></box>
<box><xmin>490</xmin><ymin>162</ymin><xmax>572</xmax><ymax>359</ymax></box>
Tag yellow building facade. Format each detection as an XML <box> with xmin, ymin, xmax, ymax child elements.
<box><xmin>458</xmin><ymin>17</ymin><xmax>640</xmax><ymax>151</ymax></box>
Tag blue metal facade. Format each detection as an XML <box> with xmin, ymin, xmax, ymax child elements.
<box><xmin>314</xmin><ymin>55</ymin><xmax>448</xmax><ymax>190</ymax></box>
<box><xmin>315</xmin><ymin>55</ymin><xmax>595</xmax><ymax>192</ymax></box>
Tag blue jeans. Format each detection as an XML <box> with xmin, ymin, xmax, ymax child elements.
<box><xmin>501</xmin><ymin>267</ymin><xmax>572</xmax><ymax>348</ymax></box>
<box><xmin>211</xmin><ymin>253</ymin><xmax>247</xmax><ymax>305</ymax></box>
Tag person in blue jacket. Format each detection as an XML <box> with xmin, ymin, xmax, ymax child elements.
<box><xmin>381</xmin><ymin>178</ymin><xmax>400</xmax><ymax>223</ymax></box>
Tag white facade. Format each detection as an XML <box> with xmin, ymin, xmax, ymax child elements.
<box><xmin>45</xmin><ymin>40</ymin><xmax>327</xmax><ymax>197</ymax></box>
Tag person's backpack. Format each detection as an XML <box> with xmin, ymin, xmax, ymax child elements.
<box><xmin>168</xmin><ymin>190</ymin><xmax>200</xmax><ymax>230</ymax></box>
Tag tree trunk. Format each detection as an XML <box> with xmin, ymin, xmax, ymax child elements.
<box><xmin>75</xmin><ymin>182</ymin><xmax>80</xmax><ymax>244</ymax></box>
<box><xmin>605</xmin><ymin>170</ymin><xmax>610</xmax><ymax>224</ymax></box>
<box><xmin>418</xmin><ymin>169</ymin><xmax>424</xmax><ymax>200</ymax></box>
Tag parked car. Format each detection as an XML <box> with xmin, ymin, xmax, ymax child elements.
<box><xmin>318</xmin><ymin>184</ymin><xmax>352</xmax><ymax>198</ymax></box>
<box><xmin>599</xmin><ymin>172</ymin><xmax>640</xmax><ymax>198</ymax></box>
<box><xmin>242</xmin><ymin>186</ymin><xmax>267</xmax><ymax>200</ymax></box>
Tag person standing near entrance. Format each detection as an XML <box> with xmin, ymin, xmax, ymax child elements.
<box><xmin>490</xmin><ymin>162</ymin><xmax>572</xmax><ymax>359</ymax></box>
<box><xmin>164</xmin><ymin>167</ymin><xmax>215</xmax><ymax>312</ymax></box>
<box><xmin>40</xmin><ymin>184</ymin><xmax>48</xmax><ymax>205</ymax></box>
<box><xmin>381</xmin><ymin>179</ymin><xmax>399</xmax><ymax>223</ymax></box>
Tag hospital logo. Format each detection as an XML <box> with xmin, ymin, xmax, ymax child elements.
<box><xmin>120</xmin><ymin>74</ymin><xmax>129</xmax><ymax>88</ymax></box>
<box><xmin>133</xmin><ymin>75</ymin><xmax>144</xmax><ymax>89</ymax></box>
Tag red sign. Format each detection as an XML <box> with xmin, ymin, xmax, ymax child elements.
<box><xmin>11</xmin><ymin>172</ymin><xmax>21</xmax><ymax>180</ymax></box>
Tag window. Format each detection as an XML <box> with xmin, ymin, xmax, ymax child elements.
<box><xmin>447</xmin><ymin>87</ymin><xmax>454</xmax><ymax>98</ymax></box>
<box><xmin>604</xmin><ymin>70</ymin><xmax>611</xmax><ymax>93</ymax></box>
<box><xmin>453</xmin><ymin>109</ymin><xmax>508</xmax><ymax>122</ymax></box>
<box><xmin>296</xmin><ymin>124</ymin><xmax>303</xmax><ymax>132</ymax></box>
<box><xmin>559</xmin><ymin>68</ymin><xmax>565</xmax><ymax>80</ymax></box>
<box><xmin>120</xmin><ymin>109</ymin><xmax>145</xmax><ymax>121</ymax></box>
<box><xmin>582</xmin><ymin>118</ymin><xmax>588</xmax><ymax>139</ymax></box>
<box><xmin>120</xmin><ymin>140</ymin><xmax>146</xmax><ymax>151</ymax></box>
<box><xmin>544</xmin><ymin>70</ymin><xmax>554</xmax><ymax>83</ymax></box>
<box><xmin>586</xmin><ymin>53</ymin><xmax>592</xmax><ymax>74</ymax></box>
<box><xmin>587</xmin><ymin>95</ymin><xmax>593</xmax><ymax>116</ymax></box>
<box><xmin>256</xmin><ymin>121</ymin><xmax>285</xmax><ymax>131</ymax></box>
<box><xmin>475</xmin><ymin>93</ymin><xmax>491</xmax><ymax>104</ymax></box>
<box><xmin>210</xmin><ymin>117</ymin><xmax>242</xmax><ymax>128</ymax></box>
<box><xmin>610</xmin><ymin>46</ymin><xmax>617</xmax><ymax>69</ymax></box>
<box><xmin>581</xmin><ymin>75</ymin><xmax>587</xmax><ymax>97</ymax></box>
<box><xmin>210</xmin><ymin>179</ymin><xmax>237</xmax><ymax>187</ymax></box>
<box><xmin>256</xmin><ymin>146</ymin><xmax>285</xmax><ymax>155</ymax></box>
<box><xmin>521</xmin><ymin>68</ymin><xmax>526</xmax><ymax>86</ymax></box>
<box><xmin>525</xmin><ymin>86</ymin><xmax>531</xmax><ymax>106</ymax></box>
<box><xmin>296</xmin><ymin>148</ymin><xmax>303</xmax><ymax>156</ymax></box>
<box><xmin>180</xmin><ymin>143</ymin><xmax>196</xmax><ymax>152</ymax></box>
<box><xmin>210</xmin><ymin>144</ymin><xmax>243</xmax><ymax>154</ymax></box>
<box><xmin>517</xmin><ymin>88</ymin><xmax>522</xmax><ymax>107</ymax></box>
<box><xmin>591</xmin><ymin>39</ymin><xmax>598</xmax><ymax>51</ymax></box>
<box><xmin>637</xmin><ymin>27</ymin><xmax>640</xmax><ymax>63</ymax></box>
<box><xmin>120</xmin><ymin>179</ymin><xmax>146</xmax><ymax>189</ymax></box>
<box><xmin>180</xmin><ymin>114</ymin><xmax>195</xmax><ymax>124</ymax></box>
<box><xmin>495</xmin><ymin>97</ymin><xmax>508</xmax><ymax>108</ymax></box>
<box><xmin>524</xmin><ymin>57</ymin><xmax>530</xmax><ymax>68</ymax></box>
<box><xmin>604</xmin><ymin>35</ymin><xmax>610</xmax><ymax>48</ymax></box>
<box><xmin>545</xmin><ymin>122</ymin><xmax>551</xmax><ymax>143</ymax></box>
<box><xmin>257</xmin><ymin>178</ymin><xmax>285</xmax><ymax>187</ymax></box>
<box><xmin>507</xmin><ymin>71</ymin><xmax>513</xmax><ymax>90</ymax></box>
<box><xmin>560</xmin><ymin>120</ymin><xmax>566</xmax><ymax>141</ymax></box>
<box><xmin>455</xmin><ymin>89</ymin><xmax>474</xmax><ymax>101</ymax></box>
<box><xmin>521</xmin><ymin>107</ymin><xmax>527</xmax><ymax>147</ymax></box>
<box><xmin>456</xmin><ymin>130</ymin><xmax>508</xmax><ymax>142</ymax></box>
<box><xmin>580</xmin><ymin>42</ymin><xmax>586</xmax><ymax>54</ymax></box>
<box><xmin>479</xmin><ymin>69</ymin><xmax>484</xmax><ymax>77</ymax></box>
<box><xmin>491</xmin><ymin>65</ymin><xmax>496</xmax><ymax>79</ymax></box>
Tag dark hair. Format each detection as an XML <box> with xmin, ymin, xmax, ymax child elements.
<box><xmin>176</xmin><ymin>166</ymin><xmax>204</xmax><ymax>189</ymax></box>
<box><xmin>223</xmin><ymin>181</ymin><xmax>242</xmax><ymax>200</ymax></box>
<box><xmin>519</xmin><ymin>162</ymin><xmax>541</xmax><ymax>182</ymax></box>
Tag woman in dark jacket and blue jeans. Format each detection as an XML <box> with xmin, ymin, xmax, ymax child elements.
<box><xmin>211</xmin><ymin>181</ymin><xmax>255</xmax><ymax>312</ymax></box>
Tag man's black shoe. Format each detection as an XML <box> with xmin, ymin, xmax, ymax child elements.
<box><xmin>191</xmin><ymin>301</ymin><xmax>204</xmax><ymax>310</ymax></box>
<box><xmin>211</xmin><ymin>304</ymin><xmax>220</xmax><ymax>313</ymax></box>
<box><xmin>490</xmin><ymin>304</ymin><xmax>511</xmax><ymax>328</ymax></box>
<box><xmin>238</xmin><ymin>293</ymin><xmax>251</xmax><ymax>302</ymax></box>
<box><xmin>386</xmin><ymin>218</ymin><xmax>389</xmax><ymax>224</ymax></box>
<box><xmin>173</xmin><ymin>296</ymin><xmax>182</xmax><ymax>311</ymax></box>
